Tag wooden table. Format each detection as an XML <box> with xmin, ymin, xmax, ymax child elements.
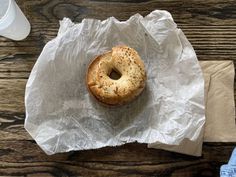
<box><xmin>0</xmin><ymin>0</ymin><xmax>236</xmax><ymax>176</ymax></box>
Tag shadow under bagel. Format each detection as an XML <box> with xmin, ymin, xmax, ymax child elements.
<box><xmin>87</xmin><ymin>82</ymin><xmax>151</xmax><ymax>136</ymax></box>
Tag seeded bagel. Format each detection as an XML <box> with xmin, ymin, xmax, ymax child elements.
<box><xmin>86</xmin><ymin>45</ymin><xmax>146</xmax><ymax>106</ymax></box>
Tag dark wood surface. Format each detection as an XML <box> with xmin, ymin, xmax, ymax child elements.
<box><xmin>0</xmin><ymin>0</ymin><xmax>236</xmax><ymax>176</ymax></box>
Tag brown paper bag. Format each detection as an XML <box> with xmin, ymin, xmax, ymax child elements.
<box><xmin>200</xmin><ymin>60</ymin><xmax>236</xmax><ymax>142</ymax></box>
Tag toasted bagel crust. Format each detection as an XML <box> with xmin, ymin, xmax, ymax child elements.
<box><xmin>86</xmin><ymin>46</ymin><xmax>146</xmax><ymax>106</ymax></box>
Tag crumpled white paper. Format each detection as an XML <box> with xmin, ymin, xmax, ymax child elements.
<box><xmin>24</xmin><ymin>10</ymin><xmax>205</xmax><ymax>156</ymax></box>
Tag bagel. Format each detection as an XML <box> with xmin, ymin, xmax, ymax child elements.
<box><xmin>86</xmin><ymin>45</ymin><xmax>146</xmax><ymax>106</ymax></box>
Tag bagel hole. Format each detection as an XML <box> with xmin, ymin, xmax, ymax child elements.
<box><xmin>109</xmin><ymin>69</ymin><xmax>121</xmax><ymax>80</ymax></box>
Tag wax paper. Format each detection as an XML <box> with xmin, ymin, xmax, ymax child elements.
<box><xmin>24</xmin><ymin>10</ymin><xmax>205</xmax><ymax>155</ymax></box>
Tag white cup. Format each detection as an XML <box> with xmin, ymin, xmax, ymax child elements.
<box><xmin>0</xmin><ymin>0</ymin><xmax>31</xmax><ymax>40</ymax></box>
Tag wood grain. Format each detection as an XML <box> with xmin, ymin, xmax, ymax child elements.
<box><xmin>0</xmin><ymin>141</ymin><xmax>234</xmax><ymax>163</ymax></box>
<box><xmin>0</xmin><ymin>0</ymin><xmax>236</xmax><ymax>176</ymax></box>
<box><xmin>0</xmin><ymin>0</ymin><xmax>235</xmax><ymax>59</ymax></box>
<box><xmin>18</xmin><ymin>0</ymin><xmax>236</xmax><ymax>25</ymax></box>
<box><xmin>0</xmin><ymin>141</ymin><xmax>234</xmax><ymax>176</ymax></box>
